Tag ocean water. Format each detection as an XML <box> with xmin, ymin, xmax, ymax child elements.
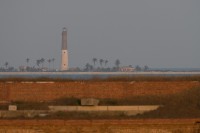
<box><xmin>0</xmin><ymin>72</ymin><xmax>200</xmax><ymax>79</ymax></box>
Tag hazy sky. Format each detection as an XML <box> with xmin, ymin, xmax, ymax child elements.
<box><xmin>0</xmin><ymin>0</ymin><xmax>199</xmax><ymax>69</ymax></box>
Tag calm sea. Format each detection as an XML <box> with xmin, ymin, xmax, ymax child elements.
<box><xmin>0</xmin><ymin>71</ymin><xmax>200</xmax><ymax>79</ymax></box>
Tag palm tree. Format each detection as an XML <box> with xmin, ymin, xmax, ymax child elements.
<box><xmin>26</xmin><ymin>58</ymin><xmax>30</xmax><ymax>66</ymax></box>
<box><xmin>104</xmin><ymin>60</ymin><xmax>108</xmax><ymax>67</ymax></box>
<box><xmin>99</xmin><ymin>59</ymin><xmax>104</xmax><ymax>67</ymax></box>
<box><xmin>135</xmin><ymin>65</ymin><xmax>141</xmax><ymax>71</ymax></box>
<box><xmin>144</xmin><ymin>65</ymin><xmax>149</xmax><ymax>71</ymax></box>
<box><xmin>115</xmin><ymin>59</ymin><xmax>120</xmax><ymax>69</ymax></box>
<box><xmin>92</xmin><ymin>58</ymin><xmax>97</xmax><ymax>67</ymax></box>
<box><xmin>85</xmin><ymin>63</ymin><xmax>90</xmax><ymax>71</ymax></box>
<box><xmin>52</xmin><ymin>58</ymin><xmax>55</xmax><ymax>70</ymax></box>
<box><xmin>40</xmin><ymin>58</ymin><xmax>45</xmax><ymax>68</ymax></box>
<box><xmin>89</xmin><ymin>65</ymin><xmax>93</xmax><ymax>71</ymax></box>
<box><xmin>47</xmin><ymin>59</ymin><xmax>51</xmax><ymax>70</ymax></box>
<box><xmin>36</xmin><ymin>60</ymin><xmax>41</xmax><ymax>68</ymax></box>
<box><xmin>4</xmin><ymin>62</ymin><xmax>8</xmax><ymax>69</ymax></box>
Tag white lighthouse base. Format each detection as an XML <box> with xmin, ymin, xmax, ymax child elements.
<box><xmin>61</xmin><ymin>50</ymin><xmax>68</xmax><ymax>71</ymax></box>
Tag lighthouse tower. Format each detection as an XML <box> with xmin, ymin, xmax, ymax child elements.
<box><xmin>61</xmin><ymin>27</ymin><xmax>68</xmax><ymax>71</ymax></box>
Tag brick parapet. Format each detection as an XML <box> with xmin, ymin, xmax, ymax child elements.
<box><xmin>0</xmin><ymin>81</ymin><xmax>199</xmax><ymax>102</ymax></box>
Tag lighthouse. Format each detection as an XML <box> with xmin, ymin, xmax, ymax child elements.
<box><xmin>61</xmin><ymin>27</ymin><xmax>68</xmax><ymax>71</ymax></box>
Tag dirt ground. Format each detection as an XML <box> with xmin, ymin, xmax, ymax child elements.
<box><xmin>0</xmin><ymin>119</ymin><xmax>200</xmax><ymax>133</ymax></box>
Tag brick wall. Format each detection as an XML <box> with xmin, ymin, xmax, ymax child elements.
<box><xmin>0</xmin><ymin>81</ymin><xmax>199</xmax><ymax>102</ymax></box>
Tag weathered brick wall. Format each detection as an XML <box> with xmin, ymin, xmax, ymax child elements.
<box><xmin>0</xmin><ymin>81</ymin><xmax>199</xmax><ymax>102</ymax></box>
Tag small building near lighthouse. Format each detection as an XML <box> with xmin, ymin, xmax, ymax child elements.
<box><xmin>119</xmin><ymin>66</ymin><xmax>135</xmax><ymax>72</ymax></box>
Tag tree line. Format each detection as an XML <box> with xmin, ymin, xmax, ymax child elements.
<box><xmin>0</xmin><ymin>58</ymin><xmax>56</xmax><ymax>72</ymax></box>
<box><xmin>83</xmin><ymin>58</ymin><xmax>149</xmax><ymax>72</ymax></box>
<box><xmin>0</xmin><ymin>58</ymin><xmax>149</xmax><ymax>72</ymax></box>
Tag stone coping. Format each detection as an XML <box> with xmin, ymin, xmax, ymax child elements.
<box><xmin>48</xmin><ymin>105</ymin><xmax>160</xmax><ymax>112</ymax></box>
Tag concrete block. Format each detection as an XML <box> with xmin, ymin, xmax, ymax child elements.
<box><xmin>81</xmin><ymin>98</ymin><xmax>99</xmax><ymax>106</ymax></box>
<box><xmin>8</xmin><ymin>105</ymin><xmax>17</xmax><ymax>111</ymax></box>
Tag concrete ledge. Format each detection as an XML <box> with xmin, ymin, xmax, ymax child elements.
<box><xmin>107</xmin><ymin>106</ymin><xmax>139</xmax><ymax>111</ymax></box>
<box><xmin>0</xmin><ymin>105</ymin><xmax>160</xmax><ymax>118</ymax></box>
<box><xmin>48</xmin><ymin>105</ymin><xmax>160</xmax><ymax>112</ymax></box>
<box><xmin>138</xmin><ymin>106</ymin><xmax>160</xmax><ymax>111</ymax></box>
<box><xmin>77</xmin><ymin>106</ymin><xmax>108</xmax><ymax>111</ymax></box>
